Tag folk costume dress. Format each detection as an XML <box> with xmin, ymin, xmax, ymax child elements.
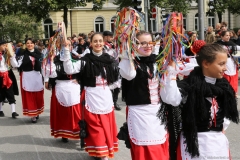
<box><xmin>62</xmin><ymin>50</ymin><xmax>119</xmax><ymax>158</ymax></box>
<box><xmin>17</xmin><ymin>49</ymin><xmax>44</xmax><ymax>117</ymax></box>
<box><xmin>0</xmin><ymin>51</ymin><xmax>19</xmax><ymax>111</ymax></box>
<box><xmin>119</xmin><ymin>54</ymin><xmax>169</xmax><ymax>160</ymax></box>
<box><xmin>159</xmin><ymin>66</ymin><xmax>239</xmax><ymax>160</ymax></box>
<box><xmin>43</xmin><ymin>54</ymin><xmax>81</xmax><ymax>140</ymax></box>
<box><xmin>215</xmin><ymin>40</ymin><xmax>240</xmax><ymax>93</ymax></box>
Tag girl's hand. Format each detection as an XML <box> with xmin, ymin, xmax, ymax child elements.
<box><xmin>169</xmin><ymin>60</ymin><xmax>176</xmax><ymax>68</ymax></box>
<box><xmin>45</xmin><ymin>82</ymin><xmax>51</xmax><ymax>90</ymax></box>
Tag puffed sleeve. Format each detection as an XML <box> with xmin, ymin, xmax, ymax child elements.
<box><xmin>160</xmin><ymin>66</ymin><xmax>182</xmax><ymax>106</ymax></box>
<box><xmin>119</xmin><ymin>59</ymin><xmax>136</xmax><ymax>81</ymax></box>
<box><xmin>61</xmin><ymin>48</ymin><xmax>84</xmax><ymax>74</ymax></box>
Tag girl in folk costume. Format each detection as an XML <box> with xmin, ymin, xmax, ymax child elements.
<box><xmin>17</xmin><ymin>38</ymin><xmax>44</xmax><ymax>123</ymax></box>
<box><xmin>184</xmin><ymin>32</ymin><xmax>198</xmax><ymax>56</ymax></box>
<box><xmin>119</xmin><ymin>31</ymin><xmax>169</xmax><ymax>160</ymax></box>
<box><xmin>0</xmin><ymin>41</ymin><xmax>19</xmax><ymax>118</ymax></box>
<box><xmin>159</xmin><ymin>43</ymin><xmax>239</xmax><ymax>160</ymax></box>
<box><xmin>61</xmin><ymin>33</ymin><xmax>119</xmax><ymax>160</ymax></box>
<box><xmin>215</xmin><ymin>31</ymin><xmax>240</xmax><ymax>93</ymax></box>
<box><xmin>43</xmin><ymin>39</ymin><xmax>81</xmax><ymax>143</ymax></box>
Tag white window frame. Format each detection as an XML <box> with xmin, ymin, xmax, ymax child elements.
<box><xmin>194</xmin><ymin>14</ymin><xmax>199</xmax><ymax>31</ymax></box>
<box><xmin>43</xmin><ymin>18</ymin><xmax>53</xmax><ymax>39</ymax></box>
<box><xmin>150</xmin><ymin>18</ymin><xmax>157</xmax><ymax>32</ymax></box>
<box><xmin>183</xmin><ymin>17</ymin><xmax>187</xmax><ymax>30</ymax></box>
<box><xmin>94</xmin><ymin>16</ymin><xmax>105</xmax><ymax>32</ymax></box>
<box><xmin>208</xmin><ymin>16</ymin><xmax>215</xmax><ymax>28</ymax></box>
<box><xmin>110</xmin><ymin>16</ymin><xmax>117</xmax><ymax>32</ymax></box>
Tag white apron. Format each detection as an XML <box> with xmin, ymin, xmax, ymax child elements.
<box><xmin>180</xmin><ymin>132</ymin><xmax>230</xmax><ymax>160</ymax></box>
<box><xmin>22</xmin><ymin>71</ymin><xmax>44</xmax><ymax>92</ymax></box>
<box><xmin>127</xmin><ymin>104</ymin><xmax>167</xmax><ymax>146</ymax></box>
<box><xmin>55</xmin><ymin>80</ymin><xmax>80</xmax><ymax>107</ymax></box>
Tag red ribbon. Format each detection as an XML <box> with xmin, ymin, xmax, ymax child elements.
<box><xmin>212</xmin><ymin>98</ymin><xmax>218</xmax><ymax>127</ymax></box>
<box><xmin>0</xmin><ymin>71</ymin><xmax>12</xmax><ymax>89</ymax></box>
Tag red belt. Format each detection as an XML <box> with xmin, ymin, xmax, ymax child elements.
<box><xmin>0</xmin><ymin>71</ymin><xmax>12</xmax><ymax>88</ymax></box>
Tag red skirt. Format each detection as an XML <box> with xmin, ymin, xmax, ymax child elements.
<box><xmin>20</xmin><ymin>74</ymin><xmax>44</xmax><ymax>117</ymax></box>
<box><xmin>50</xmin><ymin>88</ymin><xmax>81</xmax><ymax>139</ymax></box>
<box><xmin>84</xmin><ymin>107</ymin><xmax>118</xmax><ymax>158</ymax></box>
<box><xmin>223</xmin><ymin>69</ymin><xmax>238</xmax><ymax>93</ymax></box>
<box><xmin>130</xmin><ymin>139</ymin><xmax>169</xmax><ymax>160</ymax></box>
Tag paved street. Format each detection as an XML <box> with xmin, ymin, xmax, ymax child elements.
<box><xmin>0</xmin><ymin>70</ymin><xmax>239</xmax><ymax>160</ymax></box>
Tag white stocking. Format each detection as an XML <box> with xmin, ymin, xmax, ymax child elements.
<box><xmin>10</xmin><ymin>103</ymin><xmax>16</xmax><ymax>113</ymax></box>
<box><xmin>0</xmin><ymin>102</ymin><xmax>2</xmax><ymax>111</ymax></box>
<box><xmin>101</xmin><ymin>157</ymin><xmax>108</xmax><ymax>160</ymax></box>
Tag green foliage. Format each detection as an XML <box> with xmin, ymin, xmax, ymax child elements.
<box><xmin>227</xmin><ymin>0</ymin><xmax>240</xmax><ymax>15</ymax></box>
<box><xmin>0</xmin><ymin>14</ymin><xmax>43</xmax><ymax>42</ymax></box>
<box><xmin>201</xmin><ymin>0</ymin><xmax>240</xmax><ymax>23</ymax></box>
<box><xmin>0</xmin><ymin>0</ymin><xmax>107</xmax><ymax>22</ymax></box>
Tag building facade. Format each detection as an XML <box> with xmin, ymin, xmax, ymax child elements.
<box><xmin>155</xmin><ymin>1</ymin><xmax>240</xmax><ymax>33</ymax></box>
<box><xmin>42</xmin><ymin>0</ymin><xmax>240</xmax><ymax>39</ymax></box>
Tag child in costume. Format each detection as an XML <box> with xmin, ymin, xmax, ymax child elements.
<box><xmin>159</xmin><ymin>43</ymin><xmax>239</xmax><ymax>160</ymax></box>
<box><xmin>61</xmin><ymin>33</ymin><xmax>119</xmax><ymax>160</ymax></box>
<box><xmin>215</xmin><ymin>30</ymin><xmax>240</xmax><ymax>93</ymax></box>
<box><xmin>43</xmin><ymin>39</ymin><xmax>81</xmax><ymax>143</ymax></box>
<box><xmin>119</xmin><ymin>31</ymin><xmax>169</xmax><ymax>160</ymax></box>
<box><xmin>0</xmin><ymin>41</ymin><xmax>19</xmax><ymax>118</ymax></box>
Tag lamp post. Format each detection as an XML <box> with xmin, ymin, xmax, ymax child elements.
<box><xmin>198</xmin><ymin>0</ymin><xmax>204</xmax><ymax>40</ymax></box>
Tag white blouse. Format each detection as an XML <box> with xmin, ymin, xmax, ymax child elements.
<box><xmin>62</xmin><ymin>51</ymin><xmax>116</xmax><ymax>114</ymax></box>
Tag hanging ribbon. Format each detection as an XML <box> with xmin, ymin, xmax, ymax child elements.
<box><xmin>113</xmin><ymin>7</ymin><xmax>143</xmax><ymax>68</ymax></box>
<box><xmin>156</xmin><ymin>12</ymin><xmax>191</xmax><ymax>79</ymax></box>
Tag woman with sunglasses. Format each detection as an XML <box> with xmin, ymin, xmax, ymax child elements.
<box><xmin>119</xmin><ymin>31</ymin><xmax>169</xmax><ymax>160</ymax></box>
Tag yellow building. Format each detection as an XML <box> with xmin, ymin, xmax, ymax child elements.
<box><xmin>43</xmin><ymin>0</ymin><xmax>119</xmax><ymax>38</ymax></box>
<box><xmin>43</xmin><ymin>0</ymin><xmax>147</xmax><ymax>39</ymax></box>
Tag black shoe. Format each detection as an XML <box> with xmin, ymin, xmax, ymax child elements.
<box><xmin>61</xmin><ymin>137</ymin><xmax>69</xmax><ymax>143</ymax></box>
<box><xmin>31</xmin><ymin>117</ymin><xmax>37</xmax><ymax>123</ymax></box>
<box><xmin>0</xmin><ymin>111</ymin><xmax>5</xmax><ymax>117</ymax></box>
<box><xmin>12</xmin><ymin>112</ymin><xmax>19</xmax><ymax>119</ymax></box>
<box><xmin>114</xmin><ymin>103</ymin><xmax>121</xmax><ymax>111</ymax></box>
<box><xmin>36</xmin><ymin>115</ymin><xmax>39</xmax><ymax>119</ymax></box>
<box><xmin>93</xmin><ymin>157</ymin><xmax>101</xmax><ymax>160</ymax></box>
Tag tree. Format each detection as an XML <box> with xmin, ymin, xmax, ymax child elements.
<box><xmin>206</xmin><ymin>0</ymin><xmax>228</xmax><ymax>23</ymax></box>
<box><xmin>0</xmin><ymin>0</ymin><xmax>107</xmax><ymax>31</ymax></box>
<box><xmin>205</xmin><ymin>0</ymin><xmax>240</xmax><ymax>23</ymax></box>
<box><xmin>227</xmin><ymin>0</ymin><xmax>240</xmax><ymax>15</ymax></box>
<box><xmin>0</xmin><ymin>14</ymin><xmax>43</xmax><ymax>42</ymax></box>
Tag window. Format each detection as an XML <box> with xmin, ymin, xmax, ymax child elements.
<box><xmin>110</xmin><ymin>16</ymin><xmax>117</xmax><ymax>32</ymax></box>
<box><xmin>208</xmin><ymin>13</ymin><xmax>215</xmax><ymax>28</ymax></box>
<box><xmin>95</xmin><ymin>17</ymin><xmax>104</xmax><ymax>32</ymax></box>
<box><xmin>162</xmin><ymin>13</ymin><xmax>169</xmax><ymax>26</ymax></box>
<box><xmin>44</xmin><ymin>18</ymin><xmax>53</xmax><ymax>39</ymax></box>
<box><xmin>150</xmin><ymin>18</ymin><xmax>156</xmax><ymax>32</ymax></box>
<box><xmin>183</xmin><ymin>14</ymin><xmax>187</xmax><ymax>30</ymax></box>
<box><xmin>194</xmin><ymin>13</ymin><xmax>199</xmax><ymax>31</ymax></box>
